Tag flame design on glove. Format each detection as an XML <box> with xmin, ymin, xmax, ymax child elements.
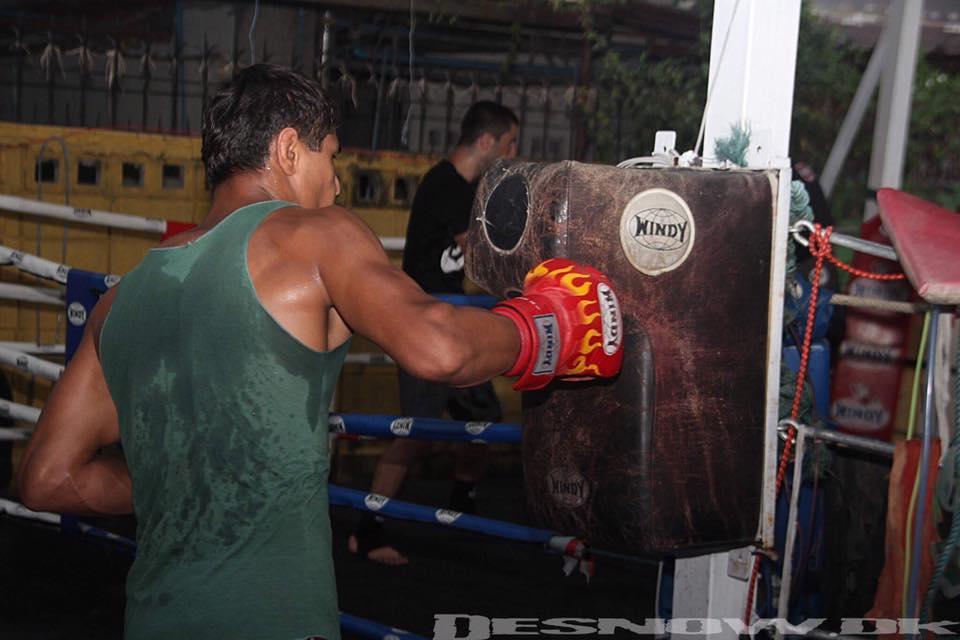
<box><xmin>526</xmin><ymin>262</ymin><xmax>592</xmax><ymax>297</ymax></box>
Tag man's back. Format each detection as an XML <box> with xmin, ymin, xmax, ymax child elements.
<box><xmin>101</xmin><ymin>201</ymin><xmax>346</xmax><ymax>640</ymax></box>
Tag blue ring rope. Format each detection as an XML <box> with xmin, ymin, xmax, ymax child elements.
<box><xmin>329</xmin><ymin>485</ymin><xmax>554</xmax><ymax>545</ymax></box>
<box><xmin>331</xmin><ymin>413</ymin><xmax>521</xmax><ymax>443</ymax></box>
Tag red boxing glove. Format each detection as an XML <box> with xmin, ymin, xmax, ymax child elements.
<box><xmin>493</xmin><ymin>258</ymin><xmax>624</xmax><ymax>391</ymax></box>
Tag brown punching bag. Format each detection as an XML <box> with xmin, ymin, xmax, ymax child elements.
<box><xmin>466</xmin><ymin>161</ymin><xmax>777</xmax><ymax>556</ymax></box>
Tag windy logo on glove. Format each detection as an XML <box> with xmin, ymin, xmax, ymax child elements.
<box><xmin>493</xmin><ymin>258</ymin><xmax>624</xmax><ymax>391</ymax></box>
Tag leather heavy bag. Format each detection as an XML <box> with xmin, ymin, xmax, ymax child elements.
<box><xmin>465</xmin><ymin>161</ymin><xmax>777</xmax><ymax>556</ymax></box>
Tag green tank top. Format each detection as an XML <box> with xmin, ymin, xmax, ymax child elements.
<box><xmin>100</xmin><ymin>200</ymin><xmax>348</xmax><ymax>640</ymax></box>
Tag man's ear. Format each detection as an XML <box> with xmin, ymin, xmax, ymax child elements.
<box><xmin>275</xmin><ymin>127</ymin><xmax>300</xmax><ymax>176</ymax></box>
<box><xmin>476</xmin><ymin>132</ymin><xmax>495</xmax><ymax>153</ymax></box>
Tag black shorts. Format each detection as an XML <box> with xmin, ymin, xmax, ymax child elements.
<box><xmin>398</xmin><ymin>369</ymin><xmax>502</xmax><ymax>423</ymax></box>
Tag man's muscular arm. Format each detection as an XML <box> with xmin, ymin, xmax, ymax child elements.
<box><xmin>18</xmin><ymin>289</ymin><xmax>132</xmax><ymax>515</ymax></box>
<box><xmin>306</xmin><ymin>206</ymin><xmax>520</xmax><ymax>387</ymax></box>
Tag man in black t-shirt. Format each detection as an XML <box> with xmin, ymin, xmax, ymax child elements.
<box><xmin>350</xmin><ymin>101</ymin><xmax>519</xmax><ymax>565</ymax></box>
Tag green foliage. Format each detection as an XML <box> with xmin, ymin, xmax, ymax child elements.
<box><xmin>563</xmin><ymin>0</ymin><xmax>959</xmax><ymax>221</ymax></box>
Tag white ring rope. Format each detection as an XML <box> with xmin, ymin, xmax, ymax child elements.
<box><xmin>0</xmin><ymin>497</ymin><xmax>61</xmax><ymax>525</ymax></box>
<box><xmin>1</xmin><ymin>244</ymin><xmax>70</xmax><ymax>284</ymax></box>
<box><xmin>0</xmin><ymin>194</ymin><xmax>167</xmax><ymax>234</ymax></box>
<box><xmin>0</xmin><ymin>345</ymin><xmax>64</xmax><ymax>380</ymax></box>
<box><xmin>0</xmin><ymin>244</ymin><xmax>120</xmax><ymax>284</ymax></box>
<box><xmin>0</xmin><ymin>193</ymin><xmax>407</xmax><ymax>250</ymax></box>
<box><xmin>380</xmin><ymin>237</ymin><xmax>405</xmax><ymax>251</ymax></box>
<box><xmin>0</xmin><ymin>282</ymin><xmax>63</xmax><ymax>306</ymax></box>
<box><xmin>0</xmin><ymin>398</ymin><xmax>41</xmax><ymax>424</ymax></box>
<box><xmin>344</xmin><ymin>352</ymin><xmax>395</xmax><ymax>365</ymax></box>
<box><xmin>0</xmin><ymin>342</ymin><xmax>65</xmax><ymax>355</ymax></box>
<box><xmin>0</xmin><ymin>427</ymin><xmax>31</xmax><ymax>441</ymax></box>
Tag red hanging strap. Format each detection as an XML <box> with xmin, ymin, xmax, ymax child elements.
<box><xmin>742</xmin><ymin>224</ymin><xmax>905</xmax><ymax>623</ymax></box>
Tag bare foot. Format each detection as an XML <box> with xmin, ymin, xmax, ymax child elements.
<box><xmin>348</xmin><ymin>533</ymin><xmax>409</xmax><ymax>566</ymax></box>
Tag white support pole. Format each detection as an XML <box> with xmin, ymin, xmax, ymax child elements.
<box><xmin>864</xmin><ymin>0</ymin><xmax>923</xmax><ymax>220</ymax></box>
<box><xmin>701</xmin><ymin>0</ymin><xmax>801</xmax><ymax>169</ymax></box>
<box><xmin>673</xmin><ymin>548</ymin><xmax>754</xmax><ymax>639</ymax></box>
<box><xmin>820</xmin><ymin>24</ymin><xmax>889</xmax><ymax>198</ymax></box>
<box><xmin>672</xmin><ymin>1</ymin><xmax>802</xmax><ymax>632</ymax></box>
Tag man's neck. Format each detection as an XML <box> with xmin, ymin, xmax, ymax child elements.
<box><xmin>448</xmin><ymin>145</ymin><xmax>487</xmax><ymax>184</ymax></box>
<box><xmin>205</xmin><ymin>175</ymin><xmax>285</xmax><ymax>227</ymax></box>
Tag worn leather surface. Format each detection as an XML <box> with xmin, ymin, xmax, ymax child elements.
<box><xmin>466</xmin><ymin>161</ymin><xmax>777</xmax><ymax>555</ymax></box>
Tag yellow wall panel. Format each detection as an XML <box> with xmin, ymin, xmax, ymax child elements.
<box><xmin>0</xmin><ymin>123</ymin><xmax>508</xmax><ymax>429</ymax></box>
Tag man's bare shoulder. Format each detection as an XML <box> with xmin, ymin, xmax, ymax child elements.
<box><xmin>264</xmin><ymin>205</ymin><xmax>381</xmax><ymax>253</ymax></box>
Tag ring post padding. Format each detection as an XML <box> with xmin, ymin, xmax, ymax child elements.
<box><xmin>329</xmin><ymin>485</ymin><xmax>555</xmax><ymax>545</ymax></box>
<box><xmin>339</xmin><ymin>612</ymin><xmax>426</xmax><ymax>640</ymax></box>
<box><xmin>330</xmin><ymin>413</ymin><xmax>521</xmax><ymax>443</ymax></box>
<box><xmin>65</xmin><ymin>269</ymin><xmax>115</xmax><ymax>362</ymax></box>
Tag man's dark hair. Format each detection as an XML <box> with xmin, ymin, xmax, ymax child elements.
<box><xmin>202</xmin><ymin>64</ymin><xmax>339</xmax><ymax>188</ymax></box>
<box><xmin>456</xmin><ymin>101</ymin><xmax>519</xmax><ymax>147</ymax></box>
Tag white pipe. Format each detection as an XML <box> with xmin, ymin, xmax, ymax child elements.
<box><xmin>0</xmin><ymin>399</ymin><xmax>41</xmax><ymax>423</ymax></box>
<box><xmin>0</xmin><ymin>244</ymin><xmax>70</xmax><ymax>283</ymax></box>
<box><xmin>0</xmin><ymin>194</ymin><xmax>167</xmax><ymax>234</ymax></box>
<box><xmin>0</xmin><ymin>345</ymin><xmax>64</xmax><ymax>380</ymax></box>
<box><xmin>0</xmin><ymin>342</ymin><xmax>65</xmax><ymax>355</ymax></box>
<box><xmin>777</xmin><ymin>425</ymin><xmax>806</xmax><ymax>628</ymax></box>
<box><xmin>0</xmin><ymin>282</ymin><xmax>63</xmax><ymax>306</ymax></box>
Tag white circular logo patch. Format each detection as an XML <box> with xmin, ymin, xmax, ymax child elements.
<box><xmin>547</xmin><ymin>468</ymin><xmax>590</xmax><ymax>508</ymax></box>
<box><xmin>464</xmin><ymin>421</ymin><xmax>491</xmax><ymax>436</ymax></box>
<box><xmin>328</xmin><ymin>415</ymin><xmax>345</xmax><ymax>433</ymax></box>
<box><xmin>67</xmin><ymin>301</ymin><xmax>88</xmax><ymax>327</ymax></box>
<box><xmin>619</xmin><ymin>188</ymin><xmax>695</xmax><ymax>276</ymax></box>
<box><xmin>364</xmin><ymin>494</ymin><xmax>389</xmax><ymax>511</ymax></box>
<box><xmin>104</xmin><ymin>274</ymin><xmax>121</xmax><ymax>288</ymax></box>
<box><xmin>434</xmin><ymin>508</ymin><xmax>462</xmax><ymax>525</ymax></box>
<box><xmin>389</xmin><ymin>417</ymin><xmax>414</xmax><ymax>437</ymax></box>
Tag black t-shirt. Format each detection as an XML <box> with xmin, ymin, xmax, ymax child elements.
<box><xmin>402</xmin><ymin>159</ymin><xmax>476</xmax><ymax>293</ymax></box>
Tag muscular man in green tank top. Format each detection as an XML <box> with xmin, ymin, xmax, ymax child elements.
<box><xmin>17</xmin><ymin>64</ymin><xmax>622</xmax><ymax>639</ymax></box>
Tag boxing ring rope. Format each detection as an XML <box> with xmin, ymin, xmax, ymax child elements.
<box><xmin>0</xmin><ymin>244</ymin><xmax>72</xmax><ymax>284</ymax></box>
<box><xmin>329</xmin><ymin>486</ymin><xmax>594</xmax><ymax>572</ymax></box>
<box><xmin>0</xmin><ymin>282</ymin><xmax>63</xmax><ymax>306</ymax></box>
<box><xmin>0</xmin><ymin>497</ymin><xmax>138</xmax><ymax>551</ymax></box>
<box><xmin>0</xmin><ymin>194</ymin><xmax>168</xmax><ymax>234</ymax></box>
<box><xmin>330</xmin><ymin>413</ymin><xmax>522</xmax><ymax>443</ymax></box>
<box><xmin>0</xmin><ymin>344</ymin><xmax>64</xmax><ymax>380</ymax></box>
<box><xmin>0</xmin><ymin>193</ymin><xmax>407</xmax><ymax>251</ymax></box>
<box><xmin>0</xmin><ymin>342</ymin><xmax>65</xmax><ymax>355</ymax></box>
<box><xmin>0</xmin><ymin>399</ymin><xmax>41</xmax><ymax>425</ymax></box>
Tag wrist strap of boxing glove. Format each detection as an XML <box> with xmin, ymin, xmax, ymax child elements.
<box><xmin>492</xmin><ymin>297</ymin><xmax>559</xmax><ymax>390</ymax></box>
